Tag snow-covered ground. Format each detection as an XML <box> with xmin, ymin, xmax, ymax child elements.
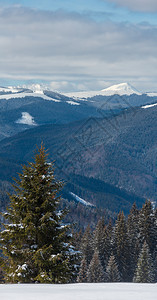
<box><xmin>0</xmin><ymin>283</ymin><xmax>156</xmax><ymax>300</ymax></box>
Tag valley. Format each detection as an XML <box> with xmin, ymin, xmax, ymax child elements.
<box><xmin>0</xmin><ymin>82</ymin><xmax>157</xmax><ymax>227</ymax></box>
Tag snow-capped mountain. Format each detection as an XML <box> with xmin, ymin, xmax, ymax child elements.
<box><xmin>65</xmin><ymin>83</ymin><xmax>141</xmax><ymax>99</ymax></box>
<box><xmin>101</xmin><ymin>82</ymin><xmax>141</xmax><ymax>96</ymax></box>
<box><xmin>0</xmin><ymin>86</ymin><xmax>23</xmax><ymax>93</ymax></box>
<box><xmin>0</xmin><ymin>85</ymin><xmax>82</xmax><ymax>105</ymax></box>
<box><xmin>0</xmin><ymin>90</ymin><xmax>62</xmax><ymax>102</ymax></box>
<box><xmin>0</xmin><ymin>82</ymin><xmax>156</xmax><ymax>104</ymax></box>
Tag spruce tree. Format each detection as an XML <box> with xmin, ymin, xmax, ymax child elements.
<box><xmin>114</xmin><ymin>211</ymin><xmax>130</xmax><ymax>281</ymax></box>
<box><xmin>77</xmin><ymin>256</ymin><xmax>88</xmax><ymax>283</ymax></box>
<box><xmin>93</xmin><ymin>219</ymin><xmax>113</xmax><ymax>270</ymax></box>
<box><xmin>102</xmin><ymin>220</ymin><xmax>114</xmax><ymax>267</ymax></box>
<box><xmin>154</xmin><ymin>254</ymin><xmax>157</xmax><ymax>283</ymax></box>
<box><xmin>134</xmin><ymin>241</ymin><xmax>154</xmax><ymax>283</ymax></box>
<box><xmin>93</xmin><ymin>219</ymin><xmax>104</xmax><ymax>251</ymax></box>
<box><xmin>127</xmin><ymin>203</ymin><xmax>140</xmax><ymax>280</ymax></box>
<box><xmin>106</xmin><ymin>254</ymin><xmax>121</xmax><ymax>282</ymax></box>
<box><xmin>87</xmin><ymin>250</ymin><xmax>105</xmax><ymax>283</ymax></box>
<box><xmin>138</xmin><ymin>200</ymin><xmax>157</xmax><ymax>258</ymax></box>
<box><xmin>80</xmin><ymin>225</ymin><xmax>93</xmax><ymax>266</ymax></box>
<box><xmin>93</xmin><ymin>218</ymin><xmax>106</xmax><ymax>268</ymax></box>
<box><xmin>0</xmin><ymin>145</ymin><xmax>74</xmax><ymax>283</ymax></box>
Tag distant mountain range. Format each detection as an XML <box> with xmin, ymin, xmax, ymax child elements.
<box><xmin>0</xmin><ymin>82</ymin><xmax>157</xmax><ymax>141</ymax></box>
<box><xmin>65</xmin><ymin>82</ymin><xmax>142</xmax><ymax>98</ymax></box>
<box><xmin>0</xmin><ymin>82</ymin><xmax>157</xmax><ymax>222</ymax></box>
<box><xmin>0</xmin><ymin>102</ymin><xmax>157</xmax><ymax>202</ymax></box>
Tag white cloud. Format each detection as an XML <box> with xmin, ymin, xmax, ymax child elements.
<box><xmin>49</xmin><ymin>81</ymin><xmax>87</xmax><ymax>92</ymax></box>
<box><xmin>107</xmin><ymin>0</ymin><xmax>157</xmax><ymax>12</ymax></box>
<box><xmin>0</xmin><ymin>7</ymin><xmax>157</xmax><ymax>92</ymax></box>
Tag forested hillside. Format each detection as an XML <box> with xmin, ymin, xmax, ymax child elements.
<box><xmin>77</xmin><ymin>201</ymin><xmax>157</xmax><ymax>283</ymax></box>
<box><xmin>0</xmin><ymin>104</ymin><xmax>157</xmax><ymax>203</ymax></box>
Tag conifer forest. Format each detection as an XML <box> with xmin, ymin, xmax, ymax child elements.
<box><xmin>0</xmin><ymin>145</ymin><xmax>156</xmax><ymax>284</ymax></box>
<box><xmin>1</xmin><ymin>2</ymin><xmax>157</xmax><ymax>299</ymax></box>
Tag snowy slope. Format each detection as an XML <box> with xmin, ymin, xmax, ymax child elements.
<box><xmin>147</xmin><ymin>92</ymin><xmax>157</xmax><ymax>97</ymax></box>
<box><xmin>16</xmin><ymin>112</ymin><xmax>37</xmax><ymax>126</ymax></box>
<box><xmin>0</xmin><ymin>91</ymin><xmax>60</xmax><ymax>102</ymax></box>
<box><xmin>0</xmin><ymin>86</ymin><xmax>80</xmax><ymax>105</ymax></box>
<box><xmin>65</xmin><ymin>83</ymin><xmax>141</xmax><ymax>99</ymax></box>
<box><xmin>142</xmin><ymin>103</ymin><xmax>157</xmax><ymax>109</ymax></box>
<box><xmin>70</xmin><ymin>192</ymin><xmax>94</xmax><ymax>207</ymax></box>
<box><xmin>0</xmin><ymin>283</ymin><xmax>156</xmax><ymax>300</ymax></box>
<box><xmin>0</xmin><ymin>86</ymin><xmax>22</xmax><ymax>93</ymax></box>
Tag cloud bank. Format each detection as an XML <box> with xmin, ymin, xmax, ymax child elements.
<box><xmin>0</xmin><ymin>6</ymin><xmax>157</xmax><ymax>91</ymax></box>
<box><xmin>107</xmin><ymin>0</ymin><xmax>157</xmax><ymax>12</ymax></box>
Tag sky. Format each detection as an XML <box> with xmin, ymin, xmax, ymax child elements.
<box><xmin>0</xmin><ymin>0</ymin><xmax>157</xmax><ymax>92</ymax></box>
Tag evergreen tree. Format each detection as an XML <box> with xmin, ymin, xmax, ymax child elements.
<box><xmin>134</xmin><ymin>241</ymin><xmax>154</xmax><ymax>283</ymax></box>
<box><xmin>102</xmin><ymin>220</ymin><xmax>114</xmax><ymax>267</ymax></box>
<box><xmin>77</xmin><ymin>256</ymin><xmax>88</xmax><ymax>283</ymax></box>
<box><xmin>87</xmin><ymin>250</ymin><xmax>105</xmax><ymax>283</ymax></box>
<box><xmin>93</xmin><ymin>219</ymin><xmax>113</xmax><ymax>270</ymax></box>
<box><xmin>93</xmin><ymin>218</ymin><xmax>106</xmax><ymax>268</ymax></box>
<box><xmin>138</xmin><ymin>200</ymin><xmax>157</xmax><ymax>258</ymax></box>
<box><xmin>0</xmin><ymin>145</ymin><xmax>74</xmax><ymax>283</ymax></box>
<box><xmin>114</xmin><ymin>211</ymin><xmax>130</xmax><ymax>281</ymax></box>
<box><xmin>93</xmin><ymin>218</ymin><xmax>104</xmax><ymax>251</ymax></box>
<box><xmin>127</xmin><ymin>203</ymin><xmax>140</xmax><ymax>280</ymax></box>
<box><xmin>154</xmin><ymin>254</ymin><xmax>157</xmax><ymax>283</ymax></box>
<box><xmin>106</xmin><ymin>254</ymin><xmax>121</xmax><ymax>282</ymax></box>
<box><xmin>80</xmin><ymin>225</ymin><xmax>93</xmax><ymax>266</ymax></box>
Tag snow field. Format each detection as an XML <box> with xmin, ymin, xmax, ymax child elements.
<box><xmin>0</xmin><ymin>283</ymin><xmax>157</xmax><ymax>300</ymax></box>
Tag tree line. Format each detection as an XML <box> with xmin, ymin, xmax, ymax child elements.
<box><xmin>77</xmin><ymin>201</ymin><xmax>157</xmax><ymax>283</ymax></box>
<box><xmin>0</xmin><ymin>145</ymin><xmax>156</xmax><ymax>283</ymax></box>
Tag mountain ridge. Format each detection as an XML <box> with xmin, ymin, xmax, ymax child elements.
<box><xmin>65</xmin><ymin>82</ymin><xmax>142</xmax><ymax>99</ymax></box>
<box><xmin>0</xmin><ymin>104</ymin><xmax>157</xmax><ymax>202</ymax></box>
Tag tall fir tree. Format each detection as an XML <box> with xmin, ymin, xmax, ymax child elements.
<box><xmin>114</xmin><ymin>211</ymin><xmax>130</xmax><ymax>281</ymax></box>
<box><xmin>87</xmin><ymin>250</ymin><xmax>105</xmax><ymax>283</ymax></box>
<box><xmin>138</xmin><ymin>200</ymin><xmax>157</xmax><ymax>258</ymax></box>
<box><xmin>77</xmin><ymin>256</ymin><xmax>88</xmax><ymax>283</ymax></box>
<box><xmin>133</xmin><ymin>241</ymin><xmax>154</xmax><ymax>283</ymax></box>
<box><xmin>154</xmin><ymin>254</ymin><xmax>157</xmax><ymax>283</ymax></box>
<box><xmin>80</xmin><ymin>225</ymin><xmax>93</xmax><ymax>266</ymax></box>
<box><xmin>106</xmin><ymin>254</ymin><xmax>121</xmax><ymax>282</ymax></box>
<box><xmin>127</xmin><ymin>203</ymin><xmax>140</xmax><ymax>280</ymax></box>
<box><xmin>0</xmin><ymin>145</ymin><xmax>75</xmax><ymax>283</ymax></box>
<box><xmin>102</xmin><ymin>220</ymin><xmax>114</xmax><ymax>267</ymax></box>
<box><xmin>93</xmin><ymin>218</ymin><xmax>106</xmax><ymax>268</ymax></box>
<box><xmin>94</xmin><ymin>219</ymin><xmax>113</xmax><ymax>270</ymax></box>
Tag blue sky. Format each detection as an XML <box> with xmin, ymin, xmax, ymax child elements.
<box><xmin>0</xmin><ymin>0</ymin><xmax>157</xmax><ymax>92</ymax></box>
<box><xmin>1</xmin><ymin>0</ymin><xmax>157</xmax><ymax>24</ymax></box>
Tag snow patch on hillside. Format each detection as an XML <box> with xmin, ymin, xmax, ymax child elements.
<box><xmin>0</xmin><ymin>92</ymin><xmax>61</xmax><ymax>102</ymax></box>
<box><xmin>70</xmin><ymin>192</ymin><xmax>94</xmax><ymax>207</ymax></box>
<box><xmin>142</xmin><ymin>103</ymin><xmax>157</xmax><ymax>109</ymax></box>
<box><xmin>66</xmin><ymin>101</ymin><xmax>80</xmax><ymax>105</ymax></box>
<box><xmin>16</xmin><ymin>112</ymin><xmax>37</xmax><ymax>126</ymax></box>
